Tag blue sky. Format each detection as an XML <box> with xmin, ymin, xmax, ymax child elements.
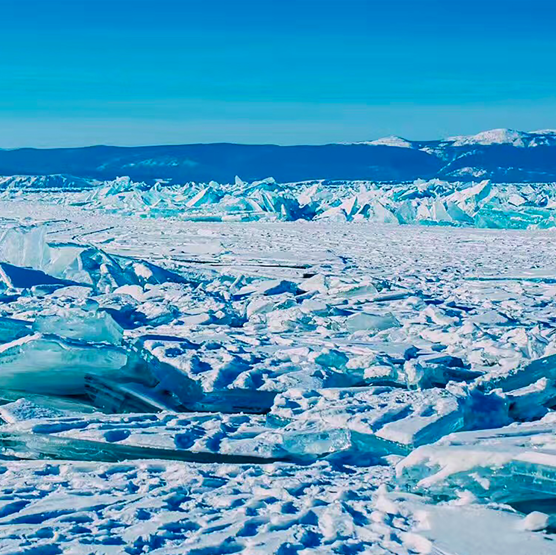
<box><xmin>1</xmin><ymin>0</ymin><xmax>555</xmax><ymax>147</ymax></box>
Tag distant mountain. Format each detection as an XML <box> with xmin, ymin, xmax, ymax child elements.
<box><xmin>1</xmin><ymin>129</ymin><xmax>556</xmax><ymax>183</ymax></box>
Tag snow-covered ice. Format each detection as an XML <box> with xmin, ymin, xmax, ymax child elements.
<box><xmin>0</xmin><ymin>177</ymin><xmax>556</xmax><ymax>552</ymax></box>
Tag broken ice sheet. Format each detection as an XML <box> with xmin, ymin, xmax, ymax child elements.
<box><xmin>0</xmin><ymin>334</ymin><xmax>128</xmax><ymax>394</ymax></box>
<box><xmin>506</xmin><ymin>378</ymin><xmax>556</xmax><ymax>421</ymax></box>
<box><xmin>0</xmin><ymin>397</ymin><xmax>68</xmax><ymax>423</ymax></box>
<box><xmin>0</xmin><ymin>406</ymin><xmax>286</xmax><ymax>463</ymax></box>
<box><xmin>33</xmin><ymin>310</ymin><xmax>123</xmax><ymax>345</ymax></box>
<box><xmin>269</xmin><ymin>386</ymin><xmax>465</xmax><ymax>458</ymax></box>
<box><xmin>396</xmin><ymin>413</ymin><xmax>556</xmax><ymax>507</ymax></box>
<box><xmin>0</xmin><ymin>386</ymin><xmax>466</xmax><ymax>465</ymax></box>
<box><xmin>476</xmin><ymin>352</ymin><xmax>556</xmax><ymax>393</ymax></box>
<box><xmin>345</xmin><ymin>311</ymin><xmax>401</xmax><ymax>333</ymax></box>
<box><xmin>0</xmin><ymin>223</ymin><xmax>189</xmax><ymax>295</ymax></box>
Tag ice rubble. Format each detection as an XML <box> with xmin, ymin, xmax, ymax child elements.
<box><xmin>1</xmin><ymin>215</ymin><xmax>556</xmax><ymax>550</ymax></box>
<box><xmin>6</xmin><ymin>174</ymin><xmax>551</xmax><ymax>229</ymax></box>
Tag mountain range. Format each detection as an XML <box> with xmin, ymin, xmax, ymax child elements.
<box><xmin>1</xmin><ymin>128</ymin><xmax>556</xmax><ymax>184</ymax></box>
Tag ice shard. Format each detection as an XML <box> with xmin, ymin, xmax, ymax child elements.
<box><xmin>33</xmin><ymin>310</ymin><xmax>124</xmax><ymax>345</ymax></box>
<box><xmin>0</xmin><ymin>317</ymin><xmax>32</xmax><ymax>343</ymax></box>
<box><xmin>269</xmin><ymin>386</ymin><xmax>465</xmax><ymax>458</ymax></box>
<box><xmin>0</xmin><ymin>334</ymin><xmax>128</xmax><ymax>394</ymax></box>
<box><xmin>396</xmin><ymin>414</ymin><xmax>556</xmax><ymax>506</ymax></box>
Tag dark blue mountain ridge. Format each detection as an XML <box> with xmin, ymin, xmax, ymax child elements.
<box><xmin>1</xmin><ymin>129</ymin><xmax>555</xmax><ymax>184</ymax></box>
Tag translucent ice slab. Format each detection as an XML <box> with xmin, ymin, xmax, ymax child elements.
<box><xmin>0</xmin><ymin>429</ymin><xmax>281</xmax><ymax>464</ymax></box>
<box><xmin>0</xmin><ymin>405</ymin><xmax>285</xmax><ymax>464</ymax></box>
<box><xmin>270</xmin><ymin>386</ymin><xmax>465</xmax><ymax>458</ymax></box>
<box><xmin>33</xmin><ymin>310</ymin><xmax>123</xmax><ymax>345</ymax></box>
<box><xmin>0</xmin><ymin>224</ymin><xmax>188</xmax><ymax>293</ymax></box>
<box><xmin>0</xmin><ymin>334</ymin><xmax>128</xmax><ymax>395</ymax></box>
<box><xmin>396</xmin><ymin>413</ymin><xmax>556</xmax><ymax>505</ymax></box>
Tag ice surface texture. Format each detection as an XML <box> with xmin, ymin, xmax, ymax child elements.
<box><xmin>0</xmin><ymin>187</ymin><xmax>555</xmax><ymax>552</ymax></box>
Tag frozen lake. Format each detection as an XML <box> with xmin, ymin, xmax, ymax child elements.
<box><xmin>0</xmin><ymin>181</ymin><xmax>555</xmax><ymax>553</ymax></box>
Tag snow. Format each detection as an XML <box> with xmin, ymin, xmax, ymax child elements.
<box><xmin>447</xmin><ymin>128</ymin><xmax>528</xmax><ymax>147</ymax></box>
<box><xmin>0</xmin><ymin>178</ymin><xmax>555</xmax><ymax>551</ymax></box>
<box><xmin>445</xmin><ymin>128</ymin><xmax>556</xmax><ymax>148</ymax></box>
<box><xmin>355</xmin><ymin>136</ymin><xmax>414</xmax><ymax>148</ymax></box>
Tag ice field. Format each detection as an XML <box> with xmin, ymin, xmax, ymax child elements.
<box><xmin>0</xmin><ymin>177</ymin><xmax>556</xmax><ymax>553</ymax></box>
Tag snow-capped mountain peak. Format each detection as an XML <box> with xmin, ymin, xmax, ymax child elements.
<box><xmin>364</xmin><ymin>136</ymin><xmax>414</xmax><ymax>148</ymax></box>
<box><xmin>529</xmin><ymin>129</ymin><xmax>556</xmax><ymax>135</ymax></box>
<box><xmin>441</xmin><ymin>128</ymin><xmax>556</xmax><ymax>148</ymax></box>
<box><xmin>342</xmin><ymin>136</ymin><xmax>413</xmax><ymax>148</ymax></box>
<box><xmin>352</xmin><ymin>128</ymin><xmax>556</xmax><ymax>151</ymax></box>
<box><xmin>446</xmin><ymin>128</ymin><xmax>527</xmax><ymax>147</ymax></box>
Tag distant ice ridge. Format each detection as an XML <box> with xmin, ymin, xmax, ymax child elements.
<box><xmin>17</xmin><ymin>175</ymin><xmax>554</xmax><ymax>229</ymax></box>
<box><xmin>1</xmin><ymin>174</ymin><xmax>553</xmax><ymax>230</ymax></box>
<box><xmin>0</xmin><ymin>174</ymin><xmax>95</xmax><ymax>191</ymax></box>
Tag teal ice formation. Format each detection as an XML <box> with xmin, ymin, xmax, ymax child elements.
<box><xmin>3</xmin><ymin>174</ymin><xmax>556</xmax><ymax>229</ymax></box>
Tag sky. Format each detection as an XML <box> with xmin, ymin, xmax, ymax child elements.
<box><xmin>1</xmin><ymin>0</ymin><xmax>556</xmax><ymax>147</ymax></box>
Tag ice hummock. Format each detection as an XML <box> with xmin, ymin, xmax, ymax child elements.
<box><xmin>0</xmin><ymin>224</ymin><xmax>188</xmax><ymax>293</ymax></box>
<box><xmin>11</xmin><ymin>175</ymin><xmax>554</xmax><ymax>230</ymax></box>
<box><xmin>269</xmin><ymin>386</ymin><xmax>465</xmax><ymax>458</ymax></box>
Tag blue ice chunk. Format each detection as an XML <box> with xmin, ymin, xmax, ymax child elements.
<box><xmin>397</xmin><ymin>414</ymin><xmax>556</xmax><ymax>506</ymax></box>
<box><xmin>0</xmin><ymin>334</ymin><xmax>127</xmax><ymax>395</ymax></box>
<box><xmin>33</xmin><ymin>311</ymin><xmax>124</xmax><ymax>346</ymax></box>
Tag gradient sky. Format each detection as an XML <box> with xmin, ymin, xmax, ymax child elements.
<box><xmin>1</xmin><ymin>0</ymin><xmax>555</xmax><ymax>147</ymax></box>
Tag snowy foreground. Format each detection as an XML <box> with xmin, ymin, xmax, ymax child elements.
<box><xmin>1</xmin><ymin>180</ymin><xmax>556</xmax><ymax>553</ymax></box>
